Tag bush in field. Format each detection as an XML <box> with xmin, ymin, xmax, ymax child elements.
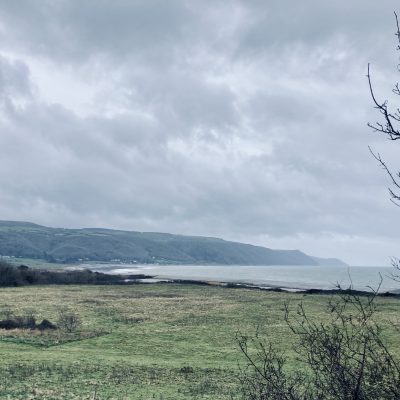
<box><xmin>0</xmin><ymin>310</ymin><xmax>36</xmax><ymax>330</ymax></box>
<box><xmin>57</xmin><ymin>308</ymin><xmax>81</xmax><ymax>333</ymax></box>
<box><xmin>14</xmin><ymin>310</ymin><xmax>36</xmax><ymax>330</ymax></box>
<box><xmin>0</xmin><ymin>307</ymin><xmax>57</xmax><ymax>331</ymax></box>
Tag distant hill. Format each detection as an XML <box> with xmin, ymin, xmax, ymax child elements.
<box><xmin>0</xmin><ymin>221</ymin><xmax>347</xmax><ymax>266</ymax></box>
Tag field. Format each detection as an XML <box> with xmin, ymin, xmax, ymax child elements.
<box><xmin>0</xmin><ymin>283</ymin><xmax>399</xmax><ymax>399</ymax></box>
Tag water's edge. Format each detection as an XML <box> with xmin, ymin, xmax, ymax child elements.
<box><xmin>72</xmin><ymin>264</ymin><xmax>400</xmax><ymax>294</ymax></box>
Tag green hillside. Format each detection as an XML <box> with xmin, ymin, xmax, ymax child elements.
<box><xmin>0</xmin><ymin>221</ymin><xmax>346</xmax><ymax>266</ymax></box>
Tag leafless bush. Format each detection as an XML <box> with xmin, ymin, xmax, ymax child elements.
<box><xmin>237</xmin><ymin>287</ymin><xmax>400</xmax><ymax>400</ymax></box>
<box><xmin>57</xmin><ymin>308</ymin><xmax>81</xmax><ymax>333</ymax></box>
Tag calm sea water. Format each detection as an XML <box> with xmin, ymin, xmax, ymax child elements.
<box><xmin>82</xmin><ymin>264</ymin><xmax>400</xmax><ymax>293</ymax></box>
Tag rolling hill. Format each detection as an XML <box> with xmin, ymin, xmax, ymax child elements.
<box><xmin>0</xmin><ymin>221</ymin><xmax>347</xmax><ymax>266</ymax></box>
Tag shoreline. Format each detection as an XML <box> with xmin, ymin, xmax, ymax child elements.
<box><xmin>2</xmin><ymin>261</ymin><xmax>399</xmax><ymax>297</ymax></box>
<box><xmin>86</xmin><ymin>263</ymin><xmax>400</xmax><ymax>294</ymax></box>
<box><xmin>133</xmin><ymin>276</ymin><xmax>400</xmax><ymax>298</ymax></box>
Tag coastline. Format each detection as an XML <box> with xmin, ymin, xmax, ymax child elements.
<box><xmin>86</xmin><ymin>263</ymin><xmax>400</xmax><ymax>293</ymax></box>
<box><xmin>132</xmin><ymin>276</ymin><xmax>400</xmax><ymax>297</ymax></box>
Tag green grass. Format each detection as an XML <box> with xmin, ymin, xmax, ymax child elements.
<box><xmin>0</xmin><ymin>284</ymin><xmax>399</xmax><ymax>399</ymax></box>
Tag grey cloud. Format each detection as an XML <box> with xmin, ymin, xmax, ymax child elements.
<box><xmin>0</xmin><ymin>56</ymin><xmax>32</xmax><ymax>104</ymax></box>
<box><xmin>0</xmin><ymin>1</ymin><xmax>187</xmax><ymax>60</ymax></box>
<box><xmin>0</xmin><ymin>0</ymin><xmax>239</xmax><ymax>65</ymax></box>
<box><xmin>237</xmin><ymin>1</ymin><xmax>399</xmax><ymax>53</ymax></box>
<box><xmin>1</xmin><ymin>1</ymin><xmax>397</xmax><ymax>62</ymax></box>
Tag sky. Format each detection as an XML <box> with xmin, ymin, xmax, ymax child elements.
<box><xmin>0</xmin><ymin>1</ymin><xmax>399</xmax><ymax>265</ymax></box>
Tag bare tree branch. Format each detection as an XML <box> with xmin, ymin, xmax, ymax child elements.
<box><xmin>368</xmin><ymin>146</ymin><xmax>400</xmax><ymax>206</ymax></box>
<box><xmin>367</xmin><ymin>13</ymin><xmax>400</xmax><ymax>208</ymax></box>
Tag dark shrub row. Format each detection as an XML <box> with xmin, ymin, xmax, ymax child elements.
<box><xmin>0</xmin><ymin>316</ymin><xmax>56</xmax><ymax>330</ymax></box>
<box><xmin>0</xmin><ymin>261</ymin><xmax>146</xmax><ymax>287</ymax></box>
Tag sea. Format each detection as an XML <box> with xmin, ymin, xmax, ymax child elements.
<box><xmin>79</xmin><ymin>264</ymin><xmax>400</xmax><ymax>293</ymax></box>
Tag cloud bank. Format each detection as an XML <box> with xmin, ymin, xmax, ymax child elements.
<box><xmin>0</xmin><ymin>0</ymin><xmax>399</xmax><ymax>265</ymax></box>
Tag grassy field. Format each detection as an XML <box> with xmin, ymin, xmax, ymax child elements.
<box><xmin>0</xmin><ymin>283</ymin><xmax>399</xmax><ymax>399</ymax></box>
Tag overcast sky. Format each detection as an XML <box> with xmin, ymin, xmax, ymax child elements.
<box><xmin>1</xmin><ymin>1</ymin><xmax>400</xmax><ymax>265</ymax></box>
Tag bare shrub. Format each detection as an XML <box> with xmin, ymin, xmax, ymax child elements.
<box><xmin>57</xmin><ymin>308</ymin><xmax>81</xmax><ymax>333</ymax></box>
<box><xmin>237</xmin><ymin>287</ymin><xmax>400</xmax><ymax>400</ymax></box>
